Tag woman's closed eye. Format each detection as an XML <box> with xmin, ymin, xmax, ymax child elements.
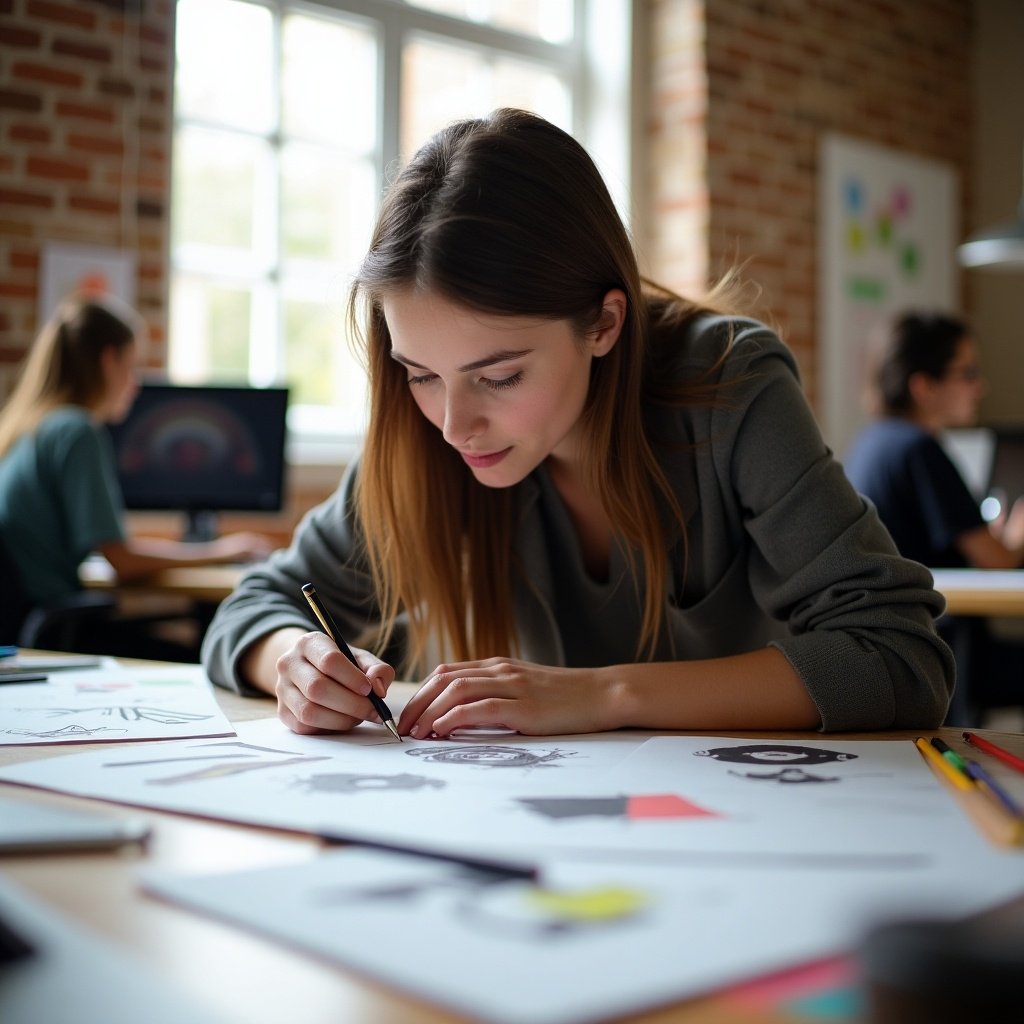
<box><xmin>407</xmin><ymin>370</ymin><xmax>524</xmax><ymax>392</ymax></box>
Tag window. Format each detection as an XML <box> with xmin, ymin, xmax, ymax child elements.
<box><xmin>171</xmin><ymin>0</ymin><xmax>629</xmax><ymax>460</ymax></box>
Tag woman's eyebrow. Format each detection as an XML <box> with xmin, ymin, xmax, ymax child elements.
<box><xmin>389</xmin><ymin>349</ymin><xmax>532</xmax><ymax>373</ymax></box>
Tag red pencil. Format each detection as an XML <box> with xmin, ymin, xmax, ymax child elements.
<box><xmin>963</xmin><ymin>732</ymin><xmax>1024</xmax><ymax>774</ymax></box>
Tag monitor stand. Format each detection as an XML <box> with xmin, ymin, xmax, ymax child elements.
<box><xmin>183</xmin><ymin>509</ymin><xmax>219</xmax><ymax>543</ymax></box>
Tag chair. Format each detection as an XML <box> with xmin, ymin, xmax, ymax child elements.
<box><xmin>0</xmin><ymin>532</ymin><xmax>116</xmax><ymax>651</ymax></box>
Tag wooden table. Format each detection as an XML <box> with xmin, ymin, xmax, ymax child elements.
<box><xmin>80</xmin><ymin>560</ymin><xmax>244</xmax><ymax>603</ymax></box>
<box><xmin>2</xmin><ymin>677</ymin><xmax>1022</xmax><ymax>1024</ymax></box>
<box><xmin>931</xmin><ymin>568</ymin><xmax>1024</xmax><ymax>617</ymax></box>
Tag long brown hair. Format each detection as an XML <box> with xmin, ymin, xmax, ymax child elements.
<box><xmin>349</xmin><ymin>109</ymin><xmax>729</xmax><ymax>671</ymax></box>
<box><xmin>0</xmin><ymin>296</ymin><xmax>140</xmax><ymax>459</ymax></box>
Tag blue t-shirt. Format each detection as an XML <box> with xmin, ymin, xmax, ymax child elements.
<box><xmin>0</xmin><ymin>407</ymin><xmax>126</xmax><ymax>603</ymax></box>
<box><xmin>843</xmin><ymin>419</ymin><xmax>983</xmax><ymax>568</ymax></box>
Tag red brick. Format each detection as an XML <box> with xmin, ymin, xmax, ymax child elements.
<box><xmin>7</xmin><ymin>123</ymin><xmax>51</xmax><ymax>144</ymax></box>
<box><xmin>97</xmin><ymin>77</ymin><xmax>135</xmax><ymax>97</ymax></box>
<box><xmin>0</xmin><ymin>89</ymin><xmax>43</xmax><ymax>112</ymax></box>
<box><xmin>52</xmin><ymin>38</ymin><xmax>113</xmax><ymax>63</ymax></box>
<box><xmin>0</xmin><ymin>282</ymin><xmax>37</xmax><ymax>299</ymax></box>
<box><xmin>68</xmin><ymin>194</ymin><xmax>121</xmax><ymax>214</ymax></box>
<box><xmin>12</xmin><ymin>61</ymin><xmax>84</xmax><ymax>89</ymax></box>
<box><xmin>54</xmin><ymin>100</ymin><xmax>115</xmax><ymax>123</ymax></box>
<box><xmin>0</xmin><ymin>25</ymin><xmax>43</xmax><ymax>47</ymax></box>
<box><xmin>0</xmin><ymin>188</ymin><xmax>54</xmax><ymax>209</ymax></box>
<box><xmin>8</xmin><ymin>250</ymin><xmax>40</xmax><ymax>270</ymax></box>
<box><xmin>67</xmin><ymin>133</ymin><xmax>125</xmax><ymax>156</ymax></box>
<box><xmin>25</xmin><ymin>156</ymin><xmax>89</xmax><ymax>182</ymax></box>
<box><xmin>25</xmin><ymin>0</ymin><xmax>96</xmax><ymax>29</ymax></box>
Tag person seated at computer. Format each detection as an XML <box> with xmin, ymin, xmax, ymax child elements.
<box><xmin>843</xmin><ymin>310</ymin><xmax>1024</xmax><ymax>723</ymax></box>
<box><xmin>0</xmin><ymin>296</ymin><xmax>272</xmax><ymax>659</ymax></box>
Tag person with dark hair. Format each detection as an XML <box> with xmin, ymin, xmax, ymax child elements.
<box><xmin>844</xmin><ymin>310</ymin><xmax>1024</xmax><ymax>723</ymax></box>
<box><xmin>204</xmin><ymin>108</ymin><xmax>952</xmax><ymax>735</ymax></box>
<box><xmin>0</xmin><ymin>296</ymin><xmax>271</xmax><ymax>658</ymax></box>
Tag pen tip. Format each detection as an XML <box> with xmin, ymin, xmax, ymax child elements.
<box><xmin>385</xmin><ymin>720</ymin><xmax>402</xmax><ymax>742</ymax></box>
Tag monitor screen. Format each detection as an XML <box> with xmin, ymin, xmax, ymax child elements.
<box><xmin>987</xmin><ymin>429</ymin><xmax>1024</xmax><ymax>507</ymax></box>
<box><xmin>107</xmin><ymin>382</ymin><xmax>289</xmax><ymax>539</ymax></box>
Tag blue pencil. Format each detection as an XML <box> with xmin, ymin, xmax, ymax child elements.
<box><xmin>964</xmin><ymin>758</ymin><xmax>1024</xmax><ymax>819</ymax></box>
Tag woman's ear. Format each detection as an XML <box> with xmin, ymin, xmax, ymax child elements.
<box><xmin>588</xmin><ymin>288</ymin><xmax>627</xmax><ymax>356</ymax></box>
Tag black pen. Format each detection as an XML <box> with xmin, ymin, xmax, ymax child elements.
<box><xmin>301</xmin><ymin>582</ymin><xmax>402</xmax><ymax>742</ymax></box>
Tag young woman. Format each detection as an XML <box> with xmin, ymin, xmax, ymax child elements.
<box><xmin>844</xmin><ymin>311</ymin><xmax>1024</xmax><ymax>569</ymax></box>
<box><xmin>203</xmin><ymin>108</ymin><xmax>952</xmax><ymax>735</ymax></box>
<box><xmin>843</xmin><ymin>310</ymin><xmax>1023</xmax><ymax>724</ymax></box>
<box><xmin>0</xmin><ymin>297</ymin><xmax>270</xmax><ymax>655</ymax></box>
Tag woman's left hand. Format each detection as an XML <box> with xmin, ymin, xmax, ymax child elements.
<box><xmin>396</xmin><ymin>658</ymin><xmax>621</xmax><ymax>738</ymax></box>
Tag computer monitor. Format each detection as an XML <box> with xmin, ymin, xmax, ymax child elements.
<box><xmin>107</xmin><ymin>382</ymin><xmax>289</xmax><ymax>541</ymax></box>
<box><xmin>987</xmin><ymin>429</ymin><xmax>1024</xmax><ymax>508</ymax></box>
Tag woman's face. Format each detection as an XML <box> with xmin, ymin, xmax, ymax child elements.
<box><xmin>382</xmin><ymin>289</ymin><xmax>621</xmax><ymax>488</ymax></box>
<box><xmin>99</xmin><ymin>339</ymin><xmax>140</xmax><ymax>423</ymax></box>
<box><xmin>933</xmin><ymin>337</ymin><xmax>985</xmax><ymax>428</ymax></box>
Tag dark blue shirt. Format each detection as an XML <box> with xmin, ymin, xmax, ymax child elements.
<box><xmin>843</xmin><ymin>419</ymin><xmax>983</xmax><ymax>568</ymax></box>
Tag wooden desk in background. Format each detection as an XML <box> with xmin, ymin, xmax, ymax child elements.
<box><xmin>931</xmin><ymin>568</ymin><xmax>1024</xmax><ymax>617</ymax></box>
<box><xmin>79</xmin><ymin>559</ymin><xmax>244</xmax><ymax>603</ymax></box>
<box><xmin>1</xmin><ymin>668</ymin><xmax>1023</xmax><ymax>1024</ymax></box>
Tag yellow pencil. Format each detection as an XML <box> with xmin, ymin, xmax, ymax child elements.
<box><xmin>915</xmin><ymin>737</ymin><xmax>1024</xmax><ymax>847</ymax></box>
<box><xmin>914</xmin><ymin>737</ymin><xmax>972</xmax><ymax>790</ymax></box>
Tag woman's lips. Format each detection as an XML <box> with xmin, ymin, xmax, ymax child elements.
<box><xmin>459</xmin><ymin>447</ymin><xmax>512</xmax><ymax>469</ymax></box>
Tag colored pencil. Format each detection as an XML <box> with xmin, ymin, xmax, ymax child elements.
<box><xmin>964</xmin><ymin>758</ymin><xmax>1024</xmax><ymax>819</ymax></box>
<box><xmin>915</xmin><ymin>738</ymin><xmax>1024</xmax><ymax>847</ymax></box>
<box><xmin>962</xmin><ymin>731</ymin><xmax>1024</xmax><ymax>774</ymax></box>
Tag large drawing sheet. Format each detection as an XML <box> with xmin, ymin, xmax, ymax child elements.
<box><xmin>0</xmin><ymin>664</ymin><xmax>235</xmax><ymax>745</ymax></box>
<box><xmin>0</xmin><ymin>719</ymin><xmax>647</xmax><ymax>847</ymax></box>
<box><xmin>1</xmin><ymin>721</ymin><xmax>1023</xmax><ymax>873</ymax></box>
<box><xmin>140</xmin><ymin>845</ymin><xmax>1022</xmax><ymax>1024</ymax></box>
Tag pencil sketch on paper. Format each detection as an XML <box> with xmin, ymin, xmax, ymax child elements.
<box><xmin>296</xmin><ymin>772</ymin><xmax>445</xmax><ymax>794</ymax></box>
<box><xmin>516</xmin><ymin>794</ymin><xmax>721</xmax><ymax>821</ymax></box>
<box><xmin>0</xmin><ymin>665</ymin><xmax>235</xmax><ymax>746</ymax></box>
<box><xmin>10</xmin><ymin>704</ymin><xmax>216</xmax><ymax>725</ymax></box>
<box><xmin>313</xmin><ymin>868</ymin><xmax>649</xmax><ymax>941</ymax></box>
<box><xmin>2</xmin><ymin>724</ymin><xmax>128</xmax><ymax>740</ymax></box>
<box><xmin>693</xmin><ymin>744</ymin><xmax>859</xmax><ymax>764</ymax></box>
<box><xmin>726</xmin><ymin>767</ymin><xmax>842</xmax><ymax>784</ymax></box>
<box><xmin>101</xmin><ymin>740</ymin><xmax>331</xmax><ymax>786</ymax></box>
<box><xmin>405</xmin><ymin>745</ymin><xmax>573</xmax><ymax>769</ymax></box>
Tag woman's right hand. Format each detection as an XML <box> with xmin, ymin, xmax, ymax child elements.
<box><xmin>273</xmin><ymin>631</ymin><xmax>396</xmax><ymax>735</ymax></box>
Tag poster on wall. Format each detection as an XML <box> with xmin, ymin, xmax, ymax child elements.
<box><xmin>818</xmin><ymin>134</ymin><xmax>957</xmax><ymax>455</ymax></box>
<box><xmin>38</xmin><ymin>242</ymin><xmax>136</xmax><ymax>331</ymax></box>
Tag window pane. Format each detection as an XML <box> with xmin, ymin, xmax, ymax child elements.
<box><xmin>405</xmin><ymin>0</ymin><xmax>574</xmax><ymax>43</ymax></box>
<box><xmin>282</xmin><ymin>295</ymin><xmax>367</xmax><ymax>434</ymax></box>
<box><xmin>281</xmin><ymin>14</ymin><xmax>377</xmax><ymax>147</ymax></box>
<box><xmin>170</xmin><ymin>276</ymin><xmax>252</xmax><ymax>381</ymax></box>
<box><xmin>175</xmin><ymin>0</ymin><xmax>274</xmax><ymax>132</ymax></box>
<box><xmin>403</xmin><ymin>36</ymin><xmax>572</xmax><ymax>155</ymax></box>
<box><xmin>172</xmin><ymin>127</ymin><xmax>268</xmax><ymax>255</ymax></box>
<box><xmin>281</xmin><ymin>146</ymin><xmax>376</xmax><ymax>268</ymax></box>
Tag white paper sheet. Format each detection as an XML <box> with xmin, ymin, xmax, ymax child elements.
<box><xmin>1</xmin><ymin>722</ymin><xmax>1020</xmax><ymax>870</ymax></box>
<box><xmin>0</xmin><ymin>664</ymin><xmax>235</xmax><ymax>745</ymax></box>
<box><xmin>140</xmin><ymin>844</ymin><xmax>1024</xmax><ymax>1024</ymax></box>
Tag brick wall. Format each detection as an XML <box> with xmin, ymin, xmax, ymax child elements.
<box><xmin>2</xmin><ymin>0</ymin><xmax>976</xmax><ymax>419</ymax></box>
<box><xmin>0</xmin><ymin>0</ymin><xmax>174</xmax><ymax>395</ymax></box>
<box><xmin>646</xmin><ymin>0</ymin><xmax>974</xmax><ymax>408</ymax></box>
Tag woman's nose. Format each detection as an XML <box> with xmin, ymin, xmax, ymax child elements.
<box><xmin>442</xmin><ymin>394</ymin><xmax>484</xmax><ymax>446</ymax></box>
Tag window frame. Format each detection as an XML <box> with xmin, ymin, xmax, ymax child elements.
<box><xmin>171</xmin><ymin>0</ymin><xmax>635</xmax><ymax>466</ymax></box>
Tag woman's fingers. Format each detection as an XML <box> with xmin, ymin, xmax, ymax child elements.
<box><xmin>275</xmin><ymin>632</ymin><xmax>392</xmax><ymax>733</ymax></box>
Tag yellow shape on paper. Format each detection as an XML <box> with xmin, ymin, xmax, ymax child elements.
<box><xmin>525</xmin><ymin>886</ymin><xmax>648</xmax><ymax>922</ymax></box>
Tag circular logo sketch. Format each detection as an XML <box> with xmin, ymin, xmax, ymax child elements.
<box><xmin>694</xmin><ymin>744</ymin><xmax>857</xmax><ymax>764</ymax></box>
<box><xmin>406</xmin><ymin>745</ymin><xmax>569</xmax><ymax>768</ymax></box>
